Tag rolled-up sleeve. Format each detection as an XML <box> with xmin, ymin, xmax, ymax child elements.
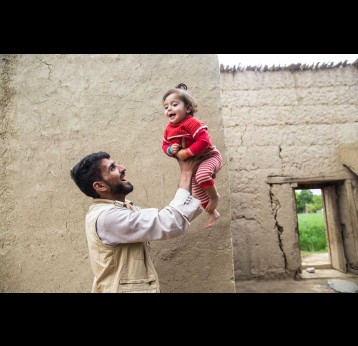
<box><xmin>97</xmin><ymin>188</ymin><xmax>201</xmax><ymax>246</ymax></box>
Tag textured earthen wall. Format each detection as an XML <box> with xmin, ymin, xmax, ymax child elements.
<box><xmin>0</xmin><ymin>54</ymin><xmax>235</xmax><ymax>292</ymax></box>
<box><xmin>220</xmin><ymin>66</ymin><xmax>358</xmax><ymax>280</ymax></box>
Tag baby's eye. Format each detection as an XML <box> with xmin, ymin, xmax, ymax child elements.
<box><xmin>172</xmin><ymin>103</ymin><xmax>178</xmax><ymax>107</ymax></box>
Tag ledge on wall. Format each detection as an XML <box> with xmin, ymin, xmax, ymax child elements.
<box><xmin>266</xmin><ymin>174</ymin><xmax>351</xmax><ymax>186</ymax></box>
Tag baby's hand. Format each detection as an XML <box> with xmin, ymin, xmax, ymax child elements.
<box><xmin>170</xmin><ymin>143</ymin><xmax>180</xmax><ymax>154</ymax></box>
<box><xmin>177</xmin><ymin>149</ymin><xmax>188</xmax><ymax>160</ymax></box>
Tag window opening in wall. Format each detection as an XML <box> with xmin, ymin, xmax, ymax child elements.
<box><xmin>295</xmin><ymin>188</ymin><xmax>331</xmax><ymax>269</ymax></box>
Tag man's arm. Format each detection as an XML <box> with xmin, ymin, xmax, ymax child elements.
<box><xmin>96</xmin><ymin>156</ymin><xmax>205</xmax><ymax>246</ymax></box>
<box><xmin>177</xmin><ymin>156</ymin><xmax>206</xmax><ymax>193</ymax></box>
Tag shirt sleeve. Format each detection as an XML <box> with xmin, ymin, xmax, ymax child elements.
<box><xmin>162</xmin><ymin>127</ymin><xmax>171</xmax><ymax>156</ymax></box>
<box><xmin>188</xmin><ymin>129</ymin><xmax>211</xmax><ymax>155</ymax></box>
<box><xmin>184</xmin><ymin>117</ymin><xmax>212</xmax><ymax>155</ymax></box>
<box><xmin>162</xmin><ymin>139</ymin><xmax>172</xmax><ymax>156</ymax></box>
<box><xmin>97</xmin><ymin>188</ymin><xmax>202</xmax><ymax>246</ymax></box>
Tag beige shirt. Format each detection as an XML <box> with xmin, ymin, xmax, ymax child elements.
<box><xmin>96</xmin><ymin>188</ymin><xmax>202</xmax><ymax>246</ymax></box>
<box><xmin>85</xmin><ymin>188</ymin><xmax>202</xmax><ymax>292</ymax></box>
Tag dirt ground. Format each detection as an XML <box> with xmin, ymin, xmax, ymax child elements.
<box><xmin>236</xmin><ymin>269</ymin><xmax>358</xmax><ymax>293</ymax></box>
<box><xmin>235</xmin><ymin>252</ymin><xmax>358</xmax><ymax>293</ymax></box>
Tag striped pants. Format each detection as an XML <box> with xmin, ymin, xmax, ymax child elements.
<box><xmin>192</xmin><ymin>147</ymin><xmax>223</xmax><ymax>209</ymax></box>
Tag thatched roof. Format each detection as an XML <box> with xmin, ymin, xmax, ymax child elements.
<box><xmin>220</xmin><ymin>59</ymin><xmax>358</xmax><ymax>73</ymax></box>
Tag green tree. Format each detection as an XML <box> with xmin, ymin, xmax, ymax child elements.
<box><xmin>307</xmin><ymin>195</ymin><xmax>323</xmax><ymax>213</ymax></box>
<box><xmin>295</xmin><ymin>190</ymin><xmax>314</xmax><ymax>213</ymax></box>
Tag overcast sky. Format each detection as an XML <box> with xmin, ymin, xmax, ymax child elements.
<box><xmin>217</xmin><ymin>54</ymin><xmax>358</xmax><ymax>67</ymax></box>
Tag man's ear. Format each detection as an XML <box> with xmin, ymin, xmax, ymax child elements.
<box><xmin>93</xmin><ymin>181</ymin><xmax>108</xmax><ymax>192</ymax></box>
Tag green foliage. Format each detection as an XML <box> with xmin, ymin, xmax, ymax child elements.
<box><xmin>295</xmin><ymin>190</ymin><xmax>314</xmax><ymax>213</ymax></box>
<box><xmin>298</xmin><ymin>213</ymin><xmax>327</xmax><ymax>252</ymax></box>
<box><xmin>307</xmin><ymin>195</ymin><xmax>323</xmax><ymax>213</ymax></box>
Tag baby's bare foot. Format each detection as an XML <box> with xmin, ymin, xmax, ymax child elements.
<box><xmin>205</xmin><ymin>209</ymin><xmax>220</xmax><ymax>228</ymax></box>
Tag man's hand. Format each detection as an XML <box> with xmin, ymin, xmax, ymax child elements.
<box><xmin>177</xmin><ymin>155</ymin><xmax>206</xmax><ymax>175</ymax></box>
<box><xmin>177</xmin><ymin>156</ymin><xmax>207</xmax><ymax>192</ymax></box>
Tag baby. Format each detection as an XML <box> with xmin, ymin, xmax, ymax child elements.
<box><xmin>162</xmin><ymin>83</ymin><xmax>223</xmax><ymax>228</ymax></box>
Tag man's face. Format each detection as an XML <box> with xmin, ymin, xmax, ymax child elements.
<box><xmin>99</xmin><ymin>158</ymin><xmax>134</xmax><ymax>195</ymax></box>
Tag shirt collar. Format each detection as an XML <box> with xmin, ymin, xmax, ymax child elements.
<box><xmin>93</xmin><ymin>198</ymin><xmax>134</xmax><ymax>209</ymax></box>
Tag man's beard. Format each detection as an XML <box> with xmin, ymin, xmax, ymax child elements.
<box><xmin>108</xmin><ymin>181</ymin><xmax>134</xmax><ymax>195</ymax></box>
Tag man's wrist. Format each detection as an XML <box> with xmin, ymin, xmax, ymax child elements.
<box><xmin>178</xmin><ymin>172</ymin><xmax>193</xmax><ymax>192</ymax></box>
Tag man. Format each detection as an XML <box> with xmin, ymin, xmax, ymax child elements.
<box><xmin>70</xmin><ymin>151</ymin><xmax>202</xmax><ymax>293</ymax></box>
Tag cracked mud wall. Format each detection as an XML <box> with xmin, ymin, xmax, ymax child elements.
<box><xmin>0</xmin><ymin>54</ymin><xmax>235</xmax><ymax>292</ymax></box>
<box><xmin>220</xmin><ymin>65</ymin><xmax>358</xmax><ymax>280</ymax></box>
<box><xmin>269</xmin><ymin>184</ymin><xmax>301</xmax><ymax>273</ymax></box>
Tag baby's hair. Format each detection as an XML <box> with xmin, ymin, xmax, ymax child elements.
<box><xmin>162</xmin><ymin>83</ymin><xmax>198</xmax><ymax>115</ymax></box>
<box><xmin>176</xmin><ymin>83</ymin><xmax>187</xmax><ymax>90</ymax></box>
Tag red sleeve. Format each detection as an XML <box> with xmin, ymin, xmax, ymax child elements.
<box><xmin>188</xmin><ymin>129</ymin><xmax>211</xmax><ymax>155</ymax></box>
<box><xmin>162</xmin><ymin>128</ymin><xmax>174</xmax><ymax>157</ymax></box>
<box><xmin>162</xmin><ymin>140</ymin><xmax>170</xmax><ymax>156</ymax></box>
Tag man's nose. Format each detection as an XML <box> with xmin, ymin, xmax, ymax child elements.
<box><xmin>117</xmin><ymin>164</ymin><xmax>126</xmax><ymax>172</ymax></box>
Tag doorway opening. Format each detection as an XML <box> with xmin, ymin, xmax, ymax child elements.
<box><xmin>294</xmin><ymin>183</ymin><xmax>346</xmax><ymax>272</ymax></box>
<box><xmin>295</xmin><ymin>188</ymin><xmax>331</xmax><ymax>269</ymax></box>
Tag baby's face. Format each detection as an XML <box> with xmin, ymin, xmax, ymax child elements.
<box><xmin>163</xmin><ymin>93</ymin><xmax>190</xmax><ymax>124</ymax></box>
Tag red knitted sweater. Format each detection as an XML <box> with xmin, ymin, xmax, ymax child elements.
<box><xmin>162</xmin><ymin>116</ymin><xmax>213</xmax><ymax>156</ymax></box>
